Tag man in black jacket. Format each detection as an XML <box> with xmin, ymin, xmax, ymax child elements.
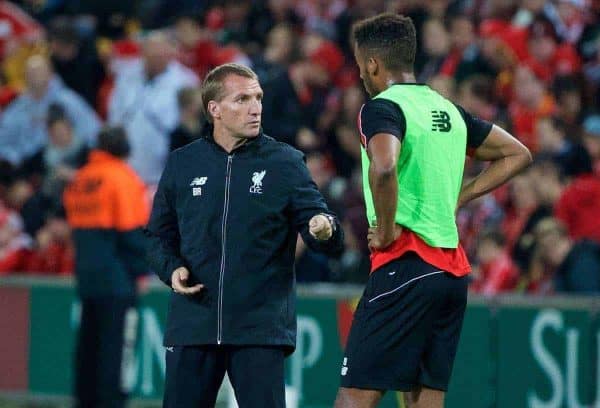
<box><xmin>146</xmin><ymin>63</ymin><xmax>344</xmax><ymax>408</ymax></box>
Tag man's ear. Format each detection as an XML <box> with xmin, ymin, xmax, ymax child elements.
<box><xmin>208</xmin><ymin>101</ymin><xmax>220</xmax><ymax>120</ymax></box>
<box><xmin>367</xmin><ymin>57</ymin><xmax>379</xmax><ymax>77</ymax></box>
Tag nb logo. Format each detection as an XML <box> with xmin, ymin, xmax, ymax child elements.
<box><xmin>190</xmin><ymin>177</ymin><xmax>207</xmax><ymax>186</ymax></box>
<box><xmin>431</xmin><ymin>110</ymin><xmax>451</xmax><ymax>132</ymax></box>
<box><xmin>191</xmin><ymin>177</ymin><xmax>207</xmax><ymax>197</ymax></box>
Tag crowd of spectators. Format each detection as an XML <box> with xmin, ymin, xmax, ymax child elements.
<box><xmin>0</xmin><ymin>0</ymin><xmax>599</xmax><ymax>296</ymax></box>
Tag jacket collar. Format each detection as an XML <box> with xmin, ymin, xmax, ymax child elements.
<box><xmin>201</xmin><ymin>122</ymin><xmax>265</xmax><ymax>153</ymax></box>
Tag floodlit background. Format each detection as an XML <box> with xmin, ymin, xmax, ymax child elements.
<box><xmin>1</xmin><ymin>0</ymin><xmax>600</xmax><ymax>407</ymax></box>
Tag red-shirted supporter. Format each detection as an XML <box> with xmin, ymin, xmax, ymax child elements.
<box><xmin>524</xmin><ymin>18</ymin><xmax>581</xmax><ymax>83</ymax></box>
<box><xmin>509</xmin><ymin>64</ymin><xmax>556</xmax><ymax>152</ymax></box>
<box><xmin>0</xmin><ymin>206</ymin><xmax>31</xmax><ymax>273</ymax></box>
<box><xmin>471</xmin><ymin>230</ymin><xmax>519</xmax><ymax>295</ymax></box>
<box><xmin>440</xmin><ymin>14</ymin><xmax>476</xmax><ymax>78</ymax></box>
<box><xmin>25</xmin><ymin>216</ymin><xmax>73</xmax><ymax>275</ymax></box>
<box><xmin>0</xmin><ymin>0</ymin><xmax>43</xmax><ymax>59</ymax></box>
<box><xmin>502</xmin><ymin>173</ymin><xmax>539</xmax><ymax>250</ymax></box>
<box><xmin>554</xmin><ymin>145</ymin><xmax>600</xmax><ymax>243</ymax></box>
<box><xmin>174</xmin><ymin>14</ymin><xmax>220</xmax><ymax>80</ymax></box>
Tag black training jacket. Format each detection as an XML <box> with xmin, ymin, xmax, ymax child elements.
<box><xmin>146</xmin><ymin>124</ymin><xmax>343</xmax><ymax>352</ymax></box>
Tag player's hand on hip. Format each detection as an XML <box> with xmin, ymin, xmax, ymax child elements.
<box><xmin>368</xmin><ymin>225</ymin><xmax>401</xmax><ymax>251</ymax></box>
<box><xmin>171</xmin><ymin>267</ymin><xmax>203</xmax><ymax>295</ymax></box>
<box><xmin>309</xmin><ymin>214</ymin><xmax>333</xmax><ymax>241</ymax></box>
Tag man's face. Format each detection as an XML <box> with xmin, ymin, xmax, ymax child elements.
<box><xmin>353</xmin><ymin>44</ymin><xmax>377</xmax><ymax>96</ymax></box>
<box><xmin>423</xmin><ymin>19</ymin><xmax>449</xmax><ymax>57</ymax></box>
<box><xmin>536</xmin><ymin>118</ymin><xmax>561</xmax><ymax>151</ymax></box>
<box><xmin>450</xmin><ymin>17</ymin><xmax>474</xmax><ymax>51</ymax></box>
<box><xmin>266</xmin><ymin>25</ymin><xmax>294</xmax><ymax>64</ymax></box>
<box><xmin>583</xmin><ymin>134</ymin><xmax>600</xmax><ymax>158</ymax></box>
<box><xmin>143</xmin><ymin>37</ymin><xmax>171</xmax><ymax>78</ymax></box>
<box><xmin>529</xmin><ymin>36</ymin><xmax>556</xmax><ymax>62</ymax></box>
<box><xmin>513</xmin><ymin>66</ymin><xmax>543</xmax><ymax>107</ymax></box>
<box><xmin>25</xmin><ymin>56</ymin><xmax>51</xmax><ymax>95</ymax></box>
<box><xmin>48</xmin><ymin>120</ymin><xmax>73</xmax><ymax>148</ymax></box>
<box><xmin>537</xmin><ymin>232</ymin><xmax>563</xmax><ymax>266</ymax></box>
<box><xmin>477</xmin><ymin>240</ymin><xmax>499</xmax><ymax>265</ymax></box>
<box><xmin>211</xmin><ymin>75</ymin><xmax>263</xmax><ymax>139</ymax></box>
<box><xmin>49</xmin><ymin>39</ymin><xmax>78</xmax><ymax>61</ymax></box>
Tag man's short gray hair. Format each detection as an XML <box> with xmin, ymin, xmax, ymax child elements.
<box><xmin>200</xmin><ymin>63</ymin><xmax>259</xmax><ymax>123</ymax></box>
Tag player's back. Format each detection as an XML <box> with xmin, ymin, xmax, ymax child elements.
<box><xmin>362</xmin><ymin>84</ymin><xmax>468</xmax><ymax>248</ymax></box>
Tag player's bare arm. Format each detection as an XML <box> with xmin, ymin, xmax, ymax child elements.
<box><xmin>458</xmin><ymin>125</ymin><xmax>532</xmax><ymax>207</ymax></box>
<box><xmin>367</xmin><ymin>132</ymin><xmax>402</xmax><ymax>250</ymax></box>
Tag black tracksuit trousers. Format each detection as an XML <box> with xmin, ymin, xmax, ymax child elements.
<box><xmin>163</xmin><ymin>345</ymin><xmax>286</xmax><ymax>408</ymax></box>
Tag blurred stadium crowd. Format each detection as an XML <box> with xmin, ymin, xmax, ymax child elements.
<box><xmin>0</xmin><ymin>0</ymin><xmax>599</xmax><ymax>294</ymax></box>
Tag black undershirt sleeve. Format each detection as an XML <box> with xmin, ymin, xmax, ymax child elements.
<box><xmin>358</xmin><ymin>98</ymin><xmax>406</xmax><ymax>145</ymax></box>
<box><xmin>357</xmin><ymin>99</ymin><xmax>492</xmax><ymax>150</ymax></box>
<box><xmin>454</xmin><ymin>104</ymin><xmax>493</xmax><ymax>149</ymax></box>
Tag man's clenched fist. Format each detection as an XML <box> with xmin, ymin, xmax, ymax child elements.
<box><xmin>309</xmin><ymin>214</ymin><xmax>334</xmax><ymax>241</ymax></box>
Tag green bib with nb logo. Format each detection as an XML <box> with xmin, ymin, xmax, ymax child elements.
<box><xmin>360</xmin><ymin>84</ymin><xmax>467</xmax><ymax>248</ymax></box>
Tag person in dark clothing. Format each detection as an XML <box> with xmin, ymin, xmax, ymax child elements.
<box><xmin>534</xmin><ymin>217</ymin><xmax>600</xmax><ymax>294</ymax></box>
<box><xmin>63</xmin><ymin>126</ymin><xmax>150</xmax><ymax>408</ymax></box>
<box><xmin>48</xmin><ymin>18</ymin><xmax>105</xmax><ymax>107</ymax></box>
<box><xmin>513</xmin><ymin>158</ymin><xmax>564</xmax><ymax>271</ymax></box>
<box><xmin>169</xmin><ymin>87</ymin><xmax>203</xmax><ymax>151</ymax></box>
<box><xmin>243</xmin><ymin>2</ymin><xmax>302</xmax><ymax>49</ymax></box>
<box><xmin>20</xmin><ymin>103</ymin><xmax>88</xmax><ymax>236</ymax></box>
<box><xmin>259</xmin><ymin>67</ymin><xmax>304</xmax><ymax>147</ymax></box>
<box><xmin>62</xmin><ymin>0</ymin><xmax>136</xmax><ymax>38</ymax></box>
<box><xmin>146</xmin><ymin>63</ymin><xmax>344</xmax><ymax>408</ymax></box>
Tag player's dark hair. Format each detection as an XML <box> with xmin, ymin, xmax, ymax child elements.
<box><xmin>352</xmin><ymin>13</ymin><xmax>416</xmax><ymax>72</ymax></box>
<box><xmin>200</xmin><ymin>63</ymin><xmax>259</xmax><ymax>123</ymax></box>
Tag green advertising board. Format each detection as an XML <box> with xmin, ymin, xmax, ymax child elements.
<box><xmin>2</xmin><ymin>278</ymin><xmax>599</xmax><ymax>407</ymax></box>
<box><xmin>28</xmin><ymin>286</ymin><xmax>76</xmax><ymax>394</ymax></box>
<box><xmin>446</xmin><ymin>304</ymin><xmax>495</xmax><ymax>408</ymax></box>
<box><xmin>497</xmin><ymin>306</ymin><xmax>597</xmax><ymax>408</ymax></box>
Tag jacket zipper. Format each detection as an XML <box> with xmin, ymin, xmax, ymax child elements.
<box><xmin>217</xmin><ymin>154</ymin><xmax>233</xmax><ymax>345</ymax></box>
